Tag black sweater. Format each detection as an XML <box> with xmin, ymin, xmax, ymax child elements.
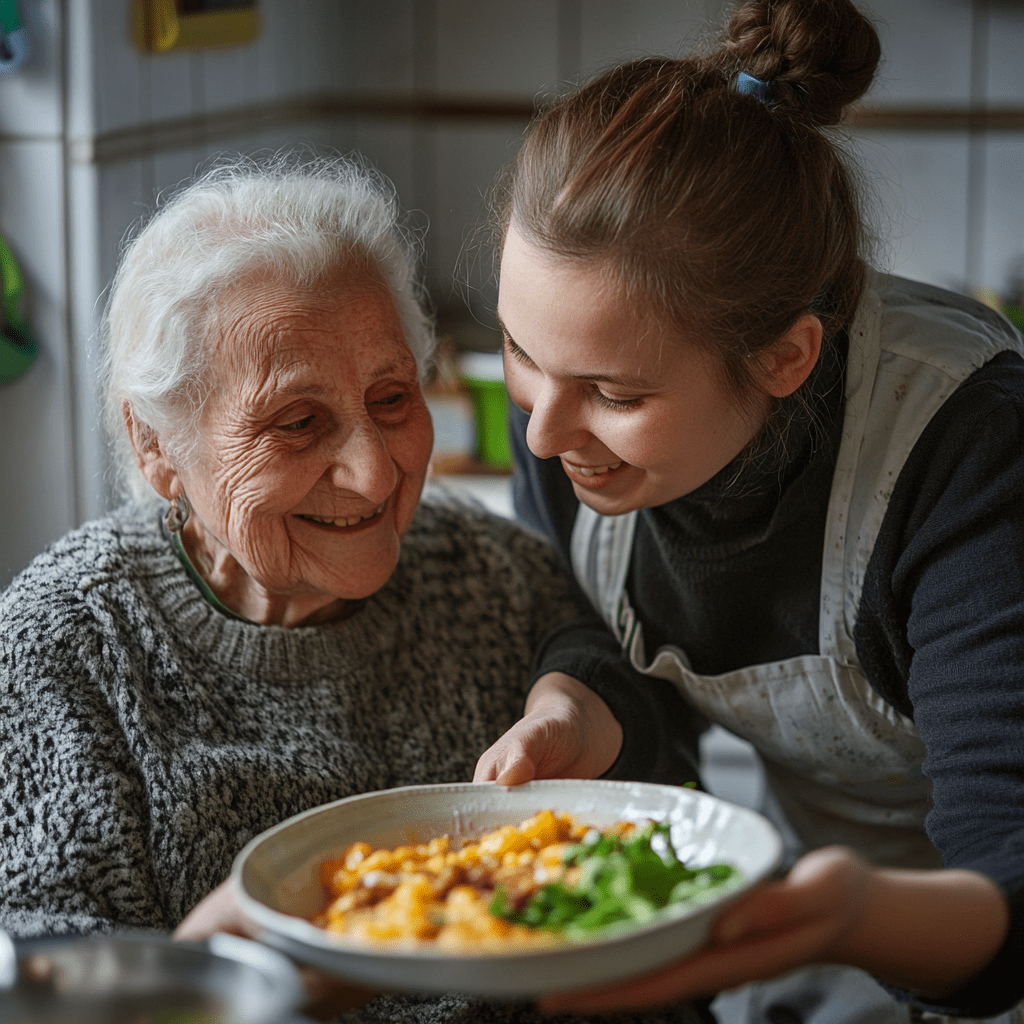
<box><xmin>512</xmin><ymin>342</ymin><xmax>1024</xmax><ymax>1018</ymax></box>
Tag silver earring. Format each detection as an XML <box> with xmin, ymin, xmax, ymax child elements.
<box><xmin>164</xmin><ymin>493</ymin><xmax>192</xmax><ymax>534</ymax></box>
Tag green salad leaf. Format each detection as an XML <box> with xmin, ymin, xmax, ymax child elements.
<box><xmin>489</xmin><ymin>821</ymin><xmax>741</xmax><ymax>938</ymax></box>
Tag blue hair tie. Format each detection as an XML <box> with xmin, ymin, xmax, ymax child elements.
<box><xmin>736</xmin><ymin>71</ymin><xmax>774</xmax><ymax>104</ymax></box>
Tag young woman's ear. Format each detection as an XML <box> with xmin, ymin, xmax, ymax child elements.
<box><xmin>760</xmin><ymin>314</ymin><xmax>824</xmax><ymax>398</ymax></box>
<box><xmin>122</xmin><ymin>400</ymin><xmax>182</xmax><ymax>501</ymax></box>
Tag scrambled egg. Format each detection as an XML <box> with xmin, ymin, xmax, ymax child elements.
<box><xmin>313</xmin><ymin>809</ymin><xmax>630</xmax><ymax>951</ymax></box>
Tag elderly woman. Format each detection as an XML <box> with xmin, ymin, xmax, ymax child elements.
<box><xmin>0</xmin><ymin>156</ymin><xmax>699</xmax><ymax>1023</ymax></box>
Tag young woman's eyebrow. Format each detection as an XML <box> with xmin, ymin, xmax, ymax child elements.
<box><xmin>497</xmin><ymin>315</ymin><xmax>658</xmax><ymax>391</ymax></box>
<box><xmin>495</xmin><ymin>314</ymin><xmax>533</xmax><ymax>363</ymax></box>
<box><xmin>502</xmin><ymin>333</ymin><xmax>537</xmax><ymax>368</ymax></box>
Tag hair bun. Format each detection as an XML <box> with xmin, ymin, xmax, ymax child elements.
<box><xmin>724</xmin><ymin>0</ymin><xmax>881</xmax><ymax>126</ymax></box>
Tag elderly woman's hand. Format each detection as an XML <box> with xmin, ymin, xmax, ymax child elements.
<box><xmin>175</xmin><ymin>881</ymin><xmax>378</xmax><ymax>1020</ymax></box>
<box><xmin>473</xmin><ymin>671</ymin><xmax>623</xmax><ymax>785</ymax></box>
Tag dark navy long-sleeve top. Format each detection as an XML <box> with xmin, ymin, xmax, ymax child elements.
<box><xmin>512</xmin><ymin>337</ymin><xmax>1024</xmax><ymax>1018</ymax></box>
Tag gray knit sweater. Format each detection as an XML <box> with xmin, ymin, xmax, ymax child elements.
<box><xmin>0</xmin><ymin>495</ymin><xmax>707</xmax><ymax>1024</ymax></box>
<box><xmin>0</xmin><ymin>492</ymin><xmax>583</xmax><ymax>935</ymax></box>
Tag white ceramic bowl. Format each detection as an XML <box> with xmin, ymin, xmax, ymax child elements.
<box><xmin>232</xmin><ymin>779</ymin><xmax>783</xmax><ymax>998</ymax></box>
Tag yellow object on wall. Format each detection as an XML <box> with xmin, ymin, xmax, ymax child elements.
<box><xmin>131</xmin><ymin>1</ymin><xmax>259</xmax><ymax>54</ymax></box>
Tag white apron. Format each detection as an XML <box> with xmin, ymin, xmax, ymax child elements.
<box><xmin>570</xmin><ymin>273</ymin><xmax>1024</xmax><ymax>1023</ymax></box>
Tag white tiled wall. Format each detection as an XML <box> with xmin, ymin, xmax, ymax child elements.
<box><xmin>578</xmin><ymin>0</ymin><xmax>724</xmax><ymax>71</ymax></box>
<box><xmin>0</xmin><ymin>137</ymin><xmax>76</xmax><ymax>581</ymax></box>
<box><xmin>989</xmin><ymin>4</ymin><xmax>1024</xmax><ymax>105</ymax></box>
<box><xmin>432</xmin><ymin>122</ymin><xmax>527</xmax><ymax>309</ymax></box>
<box><xmin>435</xmin><ymin>1</ymin><xmax>561</xmax><ymax>98</ymax></box>
<box><xmin>1</xmin><ymin>0</ymin><xmax>1022</xmax><ymax>588</ymax></box>
<box><xmin>851</xmin><ymin>132</ymin><xmax>974</xmax><ymax>289</ymax></box>
<box><xmin>1</xmin><ymin>0</ymin><xmax>74</xmax><ymax>585</ymax></box>
<box><xmin>866</xmin><ymin>0</ymin><xmax>975</xmax><ymax>106</ymax></box>
<box><xmin>984</xmin><ymin>137</ymin><xmax>1024</xmax><ymax>293</ymax></box>
<box><xmin>346</xmin><ymin>0</ymin><xmax>419</xmax><ymax>97</ymax></box>
<box><xmin>348</xmin><ymin>0</ymin><xmax>1023</xmax><ymax>307</ymax></box>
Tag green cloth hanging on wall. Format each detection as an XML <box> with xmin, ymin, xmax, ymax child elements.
<box><xmin>0</xmin><ymin>234</ymin><xmax>38</xmax><ymax>384</ymax></box>
<box><xmin>0</xmin><ymin>0</ymin><xmax>30</xmax><ymax>74</ymax></box>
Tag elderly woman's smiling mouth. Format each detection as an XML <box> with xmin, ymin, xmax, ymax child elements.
<box><xmin>297</xmin><ymin>505</ymin><xmax>386</xmax><ymax>529</ymax></box>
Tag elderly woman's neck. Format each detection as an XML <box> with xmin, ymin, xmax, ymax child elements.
<box><xmin>179</xmin><ymin>519</ymin><xmax>358</xmax><ymax>628</ymax></box>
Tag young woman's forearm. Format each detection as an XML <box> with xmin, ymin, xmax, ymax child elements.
<box><xmin>836</xmin><ymin>865</ymin><xmax>1009</xmax><ymax>997</ymax></box>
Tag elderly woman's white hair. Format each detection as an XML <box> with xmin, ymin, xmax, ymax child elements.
<box><xmin>103</xmin><ymin>151</ymin><xmax>436</xmax><ymax>501</ymax></box>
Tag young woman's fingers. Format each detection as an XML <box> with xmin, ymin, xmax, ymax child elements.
<box><xmin>472</xmin><ymin>739</ymin><xmax>507</xmax><ymax>782</ymax></box>
<box><xmin>494</xmin><ymin>754</ymin><xmax>538</xmax><ymax>786</ymax></box>
<box><xmin>473</xmin><ymin>708</ymin><xmax>584</xmax><ymax>783</ymax></box>
<box><xmin>544</xmin><ymin>892</ymin><xmax>859</xmax><ymax>1015</ymax></box>
<box><xmin>542</xmin><ymin>909</ymin><xmax>850</xmax><ymax>1014</ymax></box>
<box><xmin>711</xmin><ymin>846</ymin><xmax>866</xmax><ymax>944</ymax></box>
<box><xmin>473</xmin><ymin>719</ymin><xmax>544</xmax><ymax>783</ymax></box>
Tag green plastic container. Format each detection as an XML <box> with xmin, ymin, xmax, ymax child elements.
<box><xmin>458</xmin><ymin>352</ymin><xmax>512</xmax><ymax>469</ymax></box>
<box><xmin>1</xmin><ymin>234</ymin><xmax>38</xmax><ymax>384</ymax></box>
<box><xmin>1003</xmin><ymin>305</ymin><xmax>1024</xmax><ymax>333</ymax></box>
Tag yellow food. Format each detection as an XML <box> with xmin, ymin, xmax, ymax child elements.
<box><xmin>313</xmin><ymin>809</ymin><xmax>631</xmax><ymax>950</ymax></box>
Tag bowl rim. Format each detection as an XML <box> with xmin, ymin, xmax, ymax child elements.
<box><xmin>230</xmin><ymin>778</ymin><xmax>784</xmax><ymax>965</ymax></box>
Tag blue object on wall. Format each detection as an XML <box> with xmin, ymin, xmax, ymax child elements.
<box><xmin>0</xmin><ymin>0</ymin><xmax>29</xmax><ymax>75</ymax></box>
<box><xmin>0</xmin><ymin>235</ymin><xmax>38</xmax><ymax>384</ymax></box>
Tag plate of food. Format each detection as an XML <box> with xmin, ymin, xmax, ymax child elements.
<box><xmin>231</xmin><ymin>778</ymin><xmax>783</xmax><ymax>998</ymax></box>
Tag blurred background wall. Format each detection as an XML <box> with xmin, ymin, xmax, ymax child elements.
<box><xmin>1</xmin><ymin>0</ymin><xmax>1022</xmax><ymax>590</ymax></box>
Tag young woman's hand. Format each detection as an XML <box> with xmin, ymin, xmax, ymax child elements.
<box><xmin>473</xmin><ymin>671</ymin><xmax>623</xmax><ymax>784</ymax></box>
<box><xmin>174</xmin><ymin>880</ymin><xmax>378</xmax><ymax>1020</ymax></box>
<box><xmin>540</xmin><ymin>846</ymin><xmax>1009</xmax><ymax>1015</ymax></box>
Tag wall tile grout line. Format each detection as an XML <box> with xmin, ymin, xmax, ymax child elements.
<box><xmin>54</xmin><ymin>95</ymin><xmax>1024</xmax><ymax>169</ymax></box>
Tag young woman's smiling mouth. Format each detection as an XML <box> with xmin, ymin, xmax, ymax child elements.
<box><xmin>561</xmin><ymin>459</ymin><xmax>624</xmax><ymax>482</ymax></box>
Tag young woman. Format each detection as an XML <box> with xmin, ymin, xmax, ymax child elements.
<box><xmin>474</xmin><ymin>1</ymin><xmax>1024</xmax><ymax>1021</ymax></box>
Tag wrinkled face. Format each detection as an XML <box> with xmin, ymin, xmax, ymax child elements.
<box><xmin>498</xmin><ymin>224</ymin><xmax>765</xmax><ymax>515</ymax></box>
<box><xmin>176</xmin><ymin>269</ymin><xmax>433</xmax><ymax>603</ymax></box>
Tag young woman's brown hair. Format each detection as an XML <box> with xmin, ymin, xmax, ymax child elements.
<box><xmin>501</xmin><ymin>0</ymin><xmax>881</xmax><ymax>430</ymax></box>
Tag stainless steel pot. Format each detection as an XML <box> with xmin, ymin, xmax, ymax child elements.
<box><xmin>0</xmin><ymin>928</ymin><xmax>304</xmax><ymax>1024</ymax></box>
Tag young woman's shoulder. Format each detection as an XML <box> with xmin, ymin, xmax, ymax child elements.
<box><xmin>859</xmin><ymin>348</ymin><xmax>1024</xmax><ymax>716</ymax></box>
<box><xmin>904</xmin><ymin>349</ymin><xmax>1024</xmax><ymax>501</ymax></box>
<box><xmin>874</xmin><ymin>272</ymin><xmax>1023</xmax><ymax>371</ymax></box>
